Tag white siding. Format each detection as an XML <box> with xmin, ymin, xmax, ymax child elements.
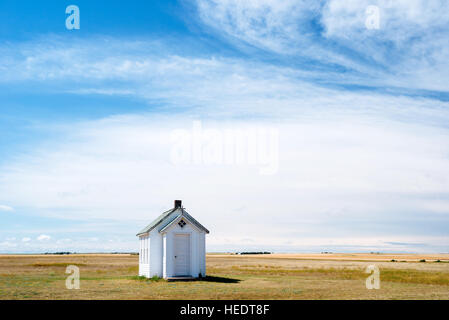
<box><xmin>160</xmin><ymin>216</ymin><xmax>206</xmax><ymax>278</ymax></box>
<box><xmin>162</xmin><ymin>233</ymin><xmax>167</xmax><ymax>278</ymax></box>
<box><xmin>138</xmin><ymin>235</ymin><xmax>150</xmax><ymax>277</ymax></box>
<box><xmin>199</xmin><ymin>232</ymin><xmax>206</xmax><ymax>276</ymax></box>
<box><xmin>139</xmin><ymin>214</ymin><xmax>207</xmax><ymax>279</ymax></box>
<box><xmin>138</xmin><ymin>237</ymin><xmax>142</xmax><ymax>276</ymax></box>
<box><xmin>191</xmin><ymin>230</ymin><xmax>199</xmax><ymax>277</ymax></box>
<box><xmin>149</xmin><ymin>229</ymin><xmax>163</xmax><ymax>277</ymax></box>
<box><xmin>165</xmin><ymin>231</ymin><xmax>174</xmax><ymax>277</ymax></box>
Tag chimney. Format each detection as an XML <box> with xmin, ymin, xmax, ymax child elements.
<box><xmin>174</xmin><ymin>200</ymin><xmax>182</xmax><ymax>208</ymax></box>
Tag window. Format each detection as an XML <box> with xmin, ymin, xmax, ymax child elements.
<box><xmin>144</xmin><ymin>237</ymin><xmax>147</xmax><ymax>263</ymax></box>
<box><xmin>140</xmin><ymin>238</ymin><xmax>143</xmax><ymax>263</ymax></box>
<box><xmin>178</xmin><ymin>219</ymin><xmax>186</xmax><ymax>228</ymax></box>
<box><xmin>140</xmin><ymin>236</ymin><xmax>150</xmax><ymax>264</ymax></box>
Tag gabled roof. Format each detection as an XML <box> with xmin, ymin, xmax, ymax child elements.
<box><xmin>136</xmin><ymin>207</ymin><xmax>209</xmax><ymax>236</ymax></box>
<box><xmin>136</xmin><ymin>208</ymin><xmax>176</xmax><ymax>236</ymax></box>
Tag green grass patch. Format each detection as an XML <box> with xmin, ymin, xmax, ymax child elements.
<box><xmin>210</xmin><ymin>266</ymin><xmax>449</xmax><ymax>286</ymax></box>
<box><xmin>380</xmin><ymin>269</ymin><xmax>449</xmax><ymax>285</ymax></box>
<box><xmin>129</xmin><ymin>275</ymin><xmax>164</xmax><ymax>282</ymax></box>
<box><xmin>30</xmin><ymin>263</ymin><xmax>87</xmax><ymax>267</ymax></box>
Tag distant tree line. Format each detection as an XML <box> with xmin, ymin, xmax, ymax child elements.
<box><xmin>44</xmin><ymin>252</ymin><xmax>74</xmax><ymax>255</ymax></box>
<box><xmin>235</xmin><ymin>252</ymin><xmax>272</xmax><ymax>255</ymax></box>
<box><xmin>43</xmin><ymin>252</ymin><xmax>140</xmax><ymax>255</ymax></box>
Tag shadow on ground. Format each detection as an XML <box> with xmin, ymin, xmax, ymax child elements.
<box><xmin>166</xmin><ymin>276</ymin><xmax>241</xmax><ymax>283</ymax></box>
<box><xmin>200</xmin><ymin>276</ymin><xmax>241</xmax><ymax>283</ymax></box>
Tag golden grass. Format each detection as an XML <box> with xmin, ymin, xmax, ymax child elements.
<box><xmin>212</xmin><ymin>253</ymin><xmax>449</xmax><ymax>262</ymax></box>
<box><xmin>210</xmin><ymin>265</ymin><xmax>449</xmax><ymax>285</ymax></box>
<box><xmin>30</xmin><ymin>263</ymin><xmax>88</xmax><ymax>267</ymax></box>
<box><xmin>0</xmin><ymin>253</ymin><xmax>448</xmax><ymax>300</ymax></box>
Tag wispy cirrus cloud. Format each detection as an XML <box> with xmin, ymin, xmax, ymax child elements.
<box><xmin>193</xmin><ymin>0</ymin><xmax>449</xmax><ymax>92</ymax></box>
<box><xmin>322</xmin><ymin>0</ymin><xmax>449</xmax><ymax>91</ymax></box>
<box><xmin>1</xmin><ymin>111</ymin><xmax>449</xmax><ymax>252</ymax></box>
<box><xmin>1</xmin><ymin>38</ymin><xmax>449</xmax><ymax>236</ymax></box>
<box><xmin>0</xmin><ymin>2</ymin><xmax>449</xmax><ymax>253</ymax></box>
<box><xmin>37</xmin><ymin>234</ymin><xmax>51</xmax><ymax>241</ymax></box>
<box><xmin>322</xmin><ymin>0</ymin><xmax>449</xmax><ymax>42</ymax></box>
<box><xmin>0</xmin><ymin>205</ymin><xmax>14</xmax><ymax>212</ymax></box>
<box><xmin>1</xmin><ymin>37</ymin><xmax>449</xmax><ymax>120</ymax></box>
<box><xmin>195</xmin><ymin>0</ymin><xmax>323</xmax><ymax>53</ymax></box>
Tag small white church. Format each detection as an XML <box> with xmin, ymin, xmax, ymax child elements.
<box><xmin>137</xmin><ymin>200</ymin><xmax>209</xmax><ymax>279</ymax></box>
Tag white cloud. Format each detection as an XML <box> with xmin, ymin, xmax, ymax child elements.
<box><xmin>0</xmin><ymin>237</ymin><xmax>136</xmax><ymax>253</ymax></box>
<box><xmin>194</xmin><ymin>0</ymin><xmax>449</xmax><ymax>91</ymax></box>
<box><xmin>0</xmin><ymin>111</ymin><xmax>448</xmax><ymax>248</ymax></box>
<box><xmin>0</xmin><ymin>241</ymin><xmax>17</xmax><ymax>249</ymax></box>
<box><xmin>0</xmin><ymin>32</ymin><xmax>448</xmax><ymax>251</ymax></box>
<box><xmin>322</xmin><ymin>0</ymin><xmax>449</xmax><ymax>41</ymax></box>
<box><xmin>195</xmin><ymin>0</ymin><xmax>321</xmax><ymax>53</ymax></box>
<box><xmin>321</xmin><ymin>0</ymin><xmax>449</xmax><ymax>91</ymax></box>
<box><xmin>0</xmin><ymin>205</ymin><xmax>13</xmax><ymax>212</ymax></box>
<box><xmin>22</xmin><ymin>237</ymin><xmax>31</xmax><ymax>242</ymax></box>
<box><xmin>193</xmin><ymin>0</ymin><xmax>363</xmax><ymax>75</ymax></box>
<box><xmin>0</xmin><ymin>235</ymin><xmax>447</xmax><ymax>253</ymax></box>
<box><xmin>37</xmin><ymin>234</ymin><xmax>51</xmax><ymax>241</ymax></box>
<box><xmin>1</xmin><ymin>37</ymin><xmax>448</xmax><ymax>121</ymax></box>
<box><xmin>55</xmin><ymin>238</ymin><xmax>72</xmax><ymax>245</ymax></box>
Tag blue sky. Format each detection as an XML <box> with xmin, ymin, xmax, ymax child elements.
<box><xmin>1</xmin><ymin>0</ymin><xmax>449</xmax><ymax>253</ymax></box>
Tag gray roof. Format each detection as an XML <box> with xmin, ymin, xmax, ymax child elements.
<box><xmin>136</xmin><ymin>207</ymin><xmax>209</xmax><ymax>236</ymax></box>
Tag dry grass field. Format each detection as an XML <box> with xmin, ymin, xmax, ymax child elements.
<box><xmin>0</xmin><ymin>253</ymin><xmax>448</xmax><ymax>300</ymax></box>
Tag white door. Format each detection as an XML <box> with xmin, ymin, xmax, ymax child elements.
<box><xmin>174</xmin><ymin>234</ymin><xmax>191</xmax><ymax>276</ymax></box>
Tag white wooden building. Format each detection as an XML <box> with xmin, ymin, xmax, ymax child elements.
<box><xmin>136</xmin><ymin>200</ymin><xmax>209</xmax><ymax>279</ymax></box>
